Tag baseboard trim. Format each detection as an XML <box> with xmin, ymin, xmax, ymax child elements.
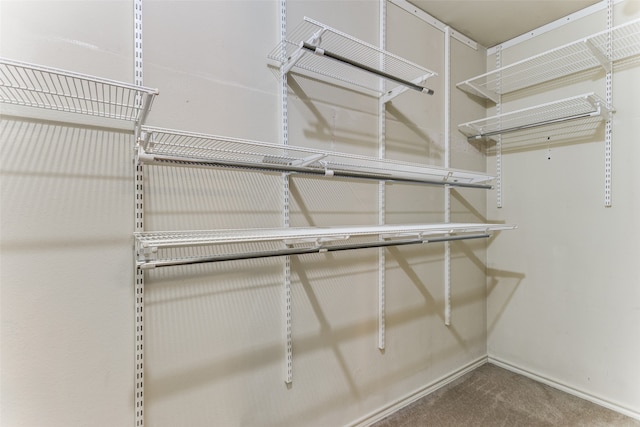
<box><xmin>348</xmin><ymin>355</ymin><xmax>488</xmax><ymax>427</ymax></box>
<box><xmin>488</xmin><ymin>355</ymin><xmax>640</xmax><ymax>421</ymax></box>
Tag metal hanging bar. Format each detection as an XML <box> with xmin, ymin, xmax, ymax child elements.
<box><xmin>300</xmin><ymin>42</ymin><xmax>435</xmax><ymax>95</ymax></box>
<box><xmin>467</xmin><ymin>109</ymin><xmax>603</xmax><ymax>141</ymax></box>
<box><xmin>137</xmin><ymin>233</ymin><xmax>491</xmax><ymax>269</ymax></box>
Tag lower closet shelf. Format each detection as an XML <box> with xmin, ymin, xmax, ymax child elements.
<box><xmin>135</xmin><ymin>223</ymin><xmax>516</xmax><ymax>269</ymax></box>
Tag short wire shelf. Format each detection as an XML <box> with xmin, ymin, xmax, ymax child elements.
<box><xmin>457</xmin><ymin>18</ymin><xmax>640</xmax><ymax>102</ymax></box>
<box><xmin>135</xmin><ymin>223</ymin><xmax>516</xmax><ymax>269</ymax></box>
<box><xmin>139</xmin><ymin>126</ymin><xmax>494</xmax><ymax>188</ymax></box>
<box><xmin>0</xmin><ymin>57</ymin><xmax>158</xmax><ymax>124</ymax></box>
<box><xmin>458</xmin><ymin>93</ymin><xmax>612</xmax><ymax>142</ymax></box>
<box><xmin>268</xmin><ymin>17</ymin><xmax>436</xmax><ymax>102</ymax></box>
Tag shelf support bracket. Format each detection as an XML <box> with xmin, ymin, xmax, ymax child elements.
<box><xmin>281</xmin><ymin>28</ymin><xmax>326</xmax><ymax>75</ymax></box>
<box><xmin>457</xmin><ymin>81</ymin><xmax>500</xmax><ymax>104</ymax></box>
<box><xmin>290</xmin><ymin>153</ymin><xmax>327</xmax><ymax>167</ymax></box>
<box><xmin>380</xmin><ymin>73</ymin><xmax>433</xmax><ymax>104</ymax></box>
<box><xmin>584</xmin><ymin>39</ymin><xmax>612</xmax><ymax>73</ymax></box>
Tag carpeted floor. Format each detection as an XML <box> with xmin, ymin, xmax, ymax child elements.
<box><xmin>372</xmin><ymin>364</ymin><xmax>640</xmax><ymax>426</ymax></box>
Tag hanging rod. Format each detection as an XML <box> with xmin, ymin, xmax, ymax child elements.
<box><xmin>466</xmin><ymin>110</ymin><xmax>604</xmax><ymax>141</ymax></box>
<box><xmin>137</xmin><ymin>233</ymin><xmax>490</xmax><ymax>269</ymax></box>
<box><xmin>300</xmin><ymin>42</ymin><xmax>435</xmax><ymax>95</ymax></box>
<box><xmin>139</xmin><ymin>151</ymin><xmax>492</xmax><ymax>189</ymax></box>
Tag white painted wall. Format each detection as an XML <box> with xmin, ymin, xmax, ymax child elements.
<box><xmin>485</xmin><ymin>2</ymin><xmax>640</xmax><ymax>418</ymax></box>
<box><xmin>1</xmin><ymin>1</ymin><xmax>489</xmax><ymax>426</ymax></box>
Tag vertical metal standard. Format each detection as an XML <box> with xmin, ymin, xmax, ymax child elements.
<box><xmin>280</xmin><ymin>0</ymin><xmax>293</xmax><ymax>385</ymax></box>
<box><xmin>444</xmin><ymin>27</ymin><xmax>452</xmax><ymax>326</ymax></box>
<box><xmin>377</xmin><ymin>0</ymin><xmax>387</xmax><ymax>350</ymax></box>
<box><xmin>604</xmin><ymin>0</ymin><xmax>613</xmax><ymax>207</ymax></box>
<box><xmin>133</xmin><ymin>0</ymin><xmax>145</xmax><ymax>425</ymax></box>
<box><xmin>495</xmin><ymin>45</ymin><xmax>503</xmax><ymax>209</ymax></box>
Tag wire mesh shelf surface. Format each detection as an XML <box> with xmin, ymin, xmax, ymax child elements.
<box><xmin>138</xmin><ymin>126</ymin><xmax>494</xmax><ymax>188</ymax></box>
<box><xmin>457</xmin><ymin>18</ymin><xmax>640</xmax><ymax>101</ymax></box>
<box><xmin>0</xmin><ymin>57</ymin><xmax>158</xmax><ymax>124</ymax></box>
<box><xmin>268</xmin><ymin>17</ymin><xmax>436</xmax><ymax>97</ymax></box>
<box><xmin>135</xmin><ymin>223</ymin><xmax>516</xmax><ymax>268</ymax></box>
<box><xmin>136</xmin><ymin>223</ymin><xmax>515</xmax><ymax>248</ymax></box>
<box><xmin>458</xmin><ymin>93</ymin><xmax>612</xmax><ymax>141</ymax></box>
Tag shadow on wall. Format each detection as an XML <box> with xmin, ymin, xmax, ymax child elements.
<box><xmin>385</xmin><ymin>102</ymin><xmax>443</xmax><ymax>161</ymax></box>
<box><xmin>0</xmin><ymin>115</ymin><xmax>133</xmax><ymax>248</ymax></box>
<box><xmin>285</xmin><ymin>72</ymin><xmax>442</xmax><ymax>164</ymax></box>
<box><xmin>144</xmin><ymin>239</ymin><xmax>492</xmax><ymax>426</ymax></box>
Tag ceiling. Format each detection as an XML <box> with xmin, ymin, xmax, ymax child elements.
<box><xmin>408</xmin><ymin>0</ymin><xmax>601</xmax><ymax>47</ymax></box>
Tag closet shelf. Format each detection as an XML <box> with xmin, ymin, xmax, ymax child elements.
<box><xmin>0</xmin><ymin>57</ymin><xmax>158</xmax><ymax>125</ymax></box>
<box><xmin>268</xmin><ymin>17</ymin><xmax>436</xmax><ymax>103</ymax></box>
<box><xmin>138</xmin><ymin>126</ymin><xmax>494</xmax><ymax>189</ymax></box>
<box><xmin>458</xmin><ymin>93</ymin><xmax>612</xmax><ymax>141</ymax></box>
<box><xmin>457</xmin><ymin>18</ymin><xmax>640</xmax><ymax>102</ymax></box>
<box><xmin>135</xmin><ymin>223</ymin><xmax>516</xmax><ymax>269</ymax></box>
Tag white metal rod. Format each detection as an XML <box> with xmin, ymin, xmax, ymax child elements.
<box><xmin>138</xmin><ymin>233</ymin><xmax>492</xmax><ymax>269</ymax></box>
<box><xmin>301</xmin><ymin>42</ymin><xmax>434</xmax><ymax>95</ymax></box>
<box><xmin>468</xmin><ymin>110</ymin><xmax>601</xmax><ymax>141</ymax></box>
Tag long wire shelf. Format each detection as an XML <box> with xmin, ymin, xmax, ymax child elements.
<box><xmin>268</xmin><ymin>17</ymin><xmax>437</xmax><ymax>103</ymax></box>
<box><xmin>138</xmin><ymin>126</ymin><xmax>494</xmax><ymax>189</ymax></box>
<box><xmin>457</xmin><ymin>18</ymin><xmax>640</xmax><ymax>102</ymax></box>
<box><xmin>135</xmin><ymin>223</ymin><xmax>516</xmax><ymax>269</ymax></box>
<box><xmin>0</xmin><ymin>57</ymin><xmax>158</xmax><ymax>125</ymax></box>
<box><xmin>458</xmin><ymin>93</ymin><xmax>612</xmax><ymax>142</ymax></box>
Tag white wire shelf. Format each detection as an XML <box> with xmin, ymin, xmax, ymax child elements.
<box><xmin>135</xmin><ymin>223</ymin><xmax>516</xmax><ymax>269</ymax></box>
<box><xmin>0</xmin><ymin>57</ymin><xmax>158</xmax><ymax>125</ymax></box>
<box><xmin>457</xmin><ymin>18</ymin><xmax>640</xmax><ymax>102</ymax></box>
<box><xmin>138</xmin><ymin>126</ymin><xmax>495</xmax><ymax>189</ymax></box>
<box><xmin>268</xmin><ymin>17</ymin><xmax>437</xmax><ymax>103</ymax></box>
<box><xmin>458</xmin><ymin>93</ymin><xmax>612</xmax><ymax>142</ymax></box>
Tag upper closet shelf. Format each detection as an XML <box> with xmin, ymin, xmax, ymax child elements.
<box><xmin>0</xmin><ymin>57</ymin><xmax>158</xmax><ymax>126</ymax></box>
<box><xmin>135</xmin><ymin>223</ymin><xmax>516</xmax><ymax>269</ymax></box>
<box><xmin>457</xmin><ymin>18</ymin><xmax>640</xmax><ymax>102</ymax></box>
<box><xmin>268</xmin><ymin>17</ymin><xmax>437</xmax><ymax>103</ymax></box>
<box><xmin>458</xmin><ymin>93</ymin><xmax>612</xmax><ymax>142</ymax></box>
<box><xmin>138</xmin><ymin>126</ymin><xmax>493</xmax><ymax>189</ymax></box>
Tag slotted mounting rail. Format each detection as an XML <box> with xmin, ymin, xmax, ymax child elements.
<box><xmin>268</xmin><ymin>17</ymin><xmax>436</xmax><ymax>103</ymax></box>
<box><xmin>457</xmin><ymin>18</ymin><xmax>640</xmax><ymax>102</ymax></box>
<box><xmin>458</xmin><ymin>93</ymin><xmax>612</xmax><ymax>142</ymax></box>
<box><xmin>138</xmin><ymin>126</ymin><xmax>494</xmax><ymax>188</ymax></box>
<box><xmin>0</xmin><ymin>57</ymin><xmax>158</xmax><ymax>126</ymax></box>
<box><xmin>135</xmin><ymin>223</ymin><xmax>516</xmax><ymax>269</ymax></box>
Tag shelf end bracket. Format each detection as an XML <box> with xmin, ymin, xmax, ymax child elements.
<box><xmin>457</xmin><ymin>81</ymin><xmax>500</xmax><ymax>104</ymax></box>
<box><xmin>281</xmin><ymin>28</ymin><xmax>326</xmax><ymax>75</ymax></box>
<box><xmin>380</xmin><ymin>73</ymin><xmax>434</xmax><ymax>104</ymax></box>
<box><xmin>584</xmin><ymin>39</ymin><xmax>612</xmax><ymax>73</ymax></box>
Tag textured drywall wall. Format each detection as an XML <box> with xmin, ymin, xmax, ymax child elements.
<box><xmin>0</xmin><ymin>1</ymin><xmax>489</xmax><ymax>425</ymax></box>
<box><xmin>485</xmin><ymin>2</ymin><xmax>640</xmax><ymax>418</ymax></box>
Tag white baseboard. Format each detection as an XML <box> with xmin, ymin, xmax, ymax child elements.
<box><xmin>488</xmin><ymin>355</ymin><xmax>640</xmax><ymax>422</ymax></box>
<box><xmin>348</xmin><ymin>356</ymin><xmax>488</xmax><ymax>427</ymax></box>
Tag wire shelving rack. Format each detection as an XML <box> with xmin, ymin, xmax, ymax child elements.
<box><xmin>135</xmin><ymin>223</ymin><xmax>516</xmax><ymax>269</ymax></box>
<box><xmin>268</xmin><ymin>17</ymin><xmax>437</xmax><ymax>102</ymax></box>
<box><xmin>0</xmin><ymin>57</ymin><xmax>158</xmax><ymax>125</ymax></box>
<box><xmin>457</xmin><ymin>18</ymin><xmax>640</xmax><ymax>102</ymax></box>
<box><xmin>458</xmin><ymin>93</ymin><xmax>612</xmax><ymax>142</ymax></box>
<box><xmin>139</xmin><ymin>126</ymin><xmax>495</xmax><ymax>188</ymax></box>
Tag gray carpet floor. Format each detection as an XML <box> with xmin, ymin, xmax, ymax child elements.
<box><xmin>372</xmin><ymin>364</ymin><xmax>640</xmax><ymax>427</ymax></box>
